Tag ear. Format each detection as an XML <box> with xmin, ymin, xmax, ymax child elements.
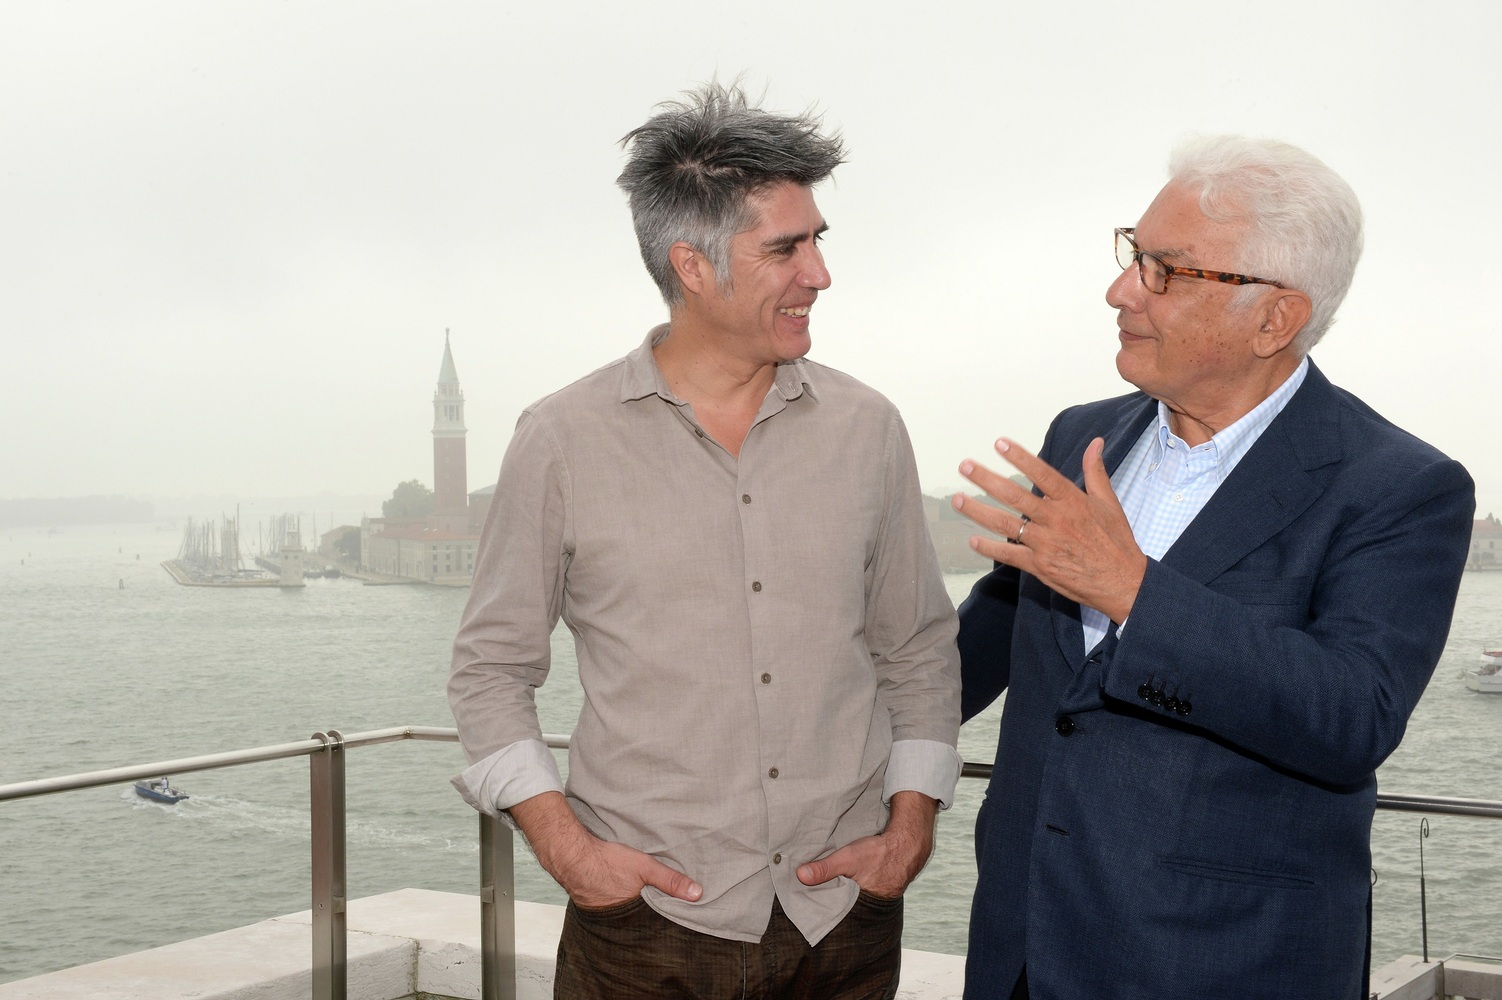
<box><xmin>1251</xmin><ymin>289</ymin><xmax>1313</xmax><ymax>358</ymax></box>
<box><xmin>669</xmin><ymin>242</ymin><xmax>711</xmax><ymax>299</ymax></box>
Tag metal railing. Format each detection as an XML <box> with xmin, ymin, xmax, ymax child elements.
<box><xmin>2</xmin><ymin>727</ymin><xmax>1500</xmax><ymax>1000</ymax></box>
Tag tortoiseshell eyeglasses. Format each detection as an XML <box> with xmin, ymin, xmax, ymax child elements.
<box><xmin>1115</xmin><ymin>227</ymin><xmax>1285</xmax><ymax>294</ymax></box>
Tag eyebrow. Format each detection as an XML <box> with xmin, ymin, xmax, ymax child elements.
<box><xmin>1151</xmin><ymin>244</ymin><xmax>1197</xmax><ymax>265</ymax></box>
<box><xmin>761</xmin><ymin>221</ymin><xmax>830</xmax><ymax>254</ymax></box>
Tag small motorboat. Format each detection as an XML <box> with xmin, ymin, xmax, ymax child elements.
<box><xmin>1463</xmin><ymin>649</ymin><xmax>1502</xmax><ymax>694</ymax></box>
<box><xmin>134</xmin><ymin>777</ymin><xmax>189</xmax><ymax>804</ymax></box>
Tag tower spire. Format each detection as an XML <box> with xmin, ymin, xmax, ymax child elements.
<box><xmin>438</xmin><ymin>327</ymin><xmax>460</xmax><ymax>385</ymax></box>
<box><xmin>432</xmin><ymin>330</ymin><xmax>468</xmax><ymax>522</ymax></box>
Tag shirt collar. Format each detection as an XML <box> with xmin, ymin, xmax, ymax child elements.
<box><xmin>619</xmin><ymin>323</ymin><xmax>820</xmax><ymax>405</ymax></box>
<box><xmin>1149</xmin><ymin>355</ymin><xmax>1310</xmax><ymax>475</ymax></box>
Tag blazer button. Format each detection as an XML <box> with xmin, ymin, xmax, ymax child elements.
<box><xmin>1164</xmin><ymin>696</ymin><xmax>1181</xmax><ymax>713</ymax></box>
<box><xmin>1137</xmin><ymin>682</ymin><xmax>1153</xmax><ymax>702</ymax></box>
<box><xmin>1176</xmin><ymin>699</ymin><xmax>1193</xmax><ymax>716</ymax></box>
<box><xmin>1055</xmin><ymin>716</ymin><xmax>1075</xmax><ymax>737</ymax></box>
<box><xmin>1149</xmin><ymin>689</ymin><xmax>1165</xmax><ymax>707</ymax></box>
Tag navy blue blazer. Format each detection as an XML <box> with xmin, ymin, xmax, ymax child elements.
<box><xmin>959</xmin><ymin>361</ymin><xmax>1474</xmax><ymax>1000</ymax></box>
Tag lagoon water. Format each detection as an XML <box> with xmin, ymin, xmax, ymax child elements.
<box><xmin>1</xmin><ymin>523</ymin><xmax>1498</xmax><ymax>984</ymax></box>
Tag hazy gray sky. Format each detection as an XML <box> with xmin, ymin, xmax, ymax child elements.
<box><xmin>3</xmin><ymin>2</ymin><xmax>1498</xmax><ymax>517</ymax></box>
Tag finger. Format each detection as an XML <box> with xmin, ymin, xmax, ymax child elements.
<box><xmin>796</xmin><ymin>857</ymin><xmax>837</xmax><ymax>887</ymax></box>
<box><xmin>950</xmin><ymin>491</ymin><xmax>1020</xmax><ymax>538</ymax></box>
<box><xmin>969</xmin><ymin>531</ymin><xmax>1036</xmax><ymax>569</ymax></box>
<box><xmin>1079</xmin><ymin>437</ymin><xmax>1124</xmax><ymax>512</ymax></box>
<box><xmin>797</xmin><ymin>844</ymin><xmax>859</xmax><ymax>887</ymax></box>
<box><xmin>641</xmin><ymin>857</ymin><xmax>703</xmax><ymax>902</ymax></box>
<box><xmin>957</xmin><ymin>458</ymin><xmax>1035</xmax><ymax>511</ymax></box>
<box><xmin>993</xmin><ymin>438</ymin><xmax>1082</xmax><ymax>503</ymax></box>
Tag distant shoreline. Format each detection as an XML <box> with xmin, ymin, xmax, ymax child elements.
<box><xmin>0</xmin><ymin>496</ymin><xmax>153</xmax><ymax>528</ymax></box>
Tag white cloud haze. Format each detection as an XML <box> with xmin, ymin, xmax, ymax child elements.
<box><xmin>2</xmin><ymin>1</ymin><xmax>1497</xmax><ymax>517</ymax></box>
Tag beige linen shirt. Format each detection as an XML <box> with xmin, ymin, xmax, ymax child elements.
<box><xmin>449</xmin><ymin>326</ymin><xmax>962</xmax><ymax>945</ymax></box>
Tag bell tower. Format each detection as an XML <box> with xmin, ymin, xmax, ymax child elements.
<box><xmin>432</xmin><ymin>330</ymin><xmax>469</xmax><ymax>531</ymax></box>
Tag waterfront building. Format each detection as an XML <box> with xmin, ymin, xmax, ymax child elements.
<box><xmin>1468</xmin><ymin>513</ymin><xmax>1502</xmax><ymax>570</ymax></box>
<box><xmin>923</xmin><ymin>494</ymin><xmax>993</xmax><ymax>573</ymax></box>
<box><xmin>359</xmin><ymin>334</ymin><xmax>485</xmax><ymax>584</ymax></box>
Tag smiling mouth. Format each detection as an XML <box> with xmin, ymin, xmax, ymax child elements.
<box><xmin>778</xmin><ymin>306</ymin><xmax>811</xmax><ymax>318</ymax></box>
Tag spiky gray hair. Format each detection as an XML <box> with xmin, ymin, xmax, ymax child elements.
<box><xmin>617</xmin><ymin>81</ymin><xmax>845</xmax><ymax>306</ymax></box>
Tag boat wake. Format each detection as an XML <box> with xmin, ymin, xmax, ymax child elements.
<box><xmin>117</xmin><ymin>788</ymin><xmax>457</xmax><ymax>849</ymax></box>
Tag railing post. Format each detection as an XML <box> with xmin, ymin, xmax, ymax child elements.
<box><xmin>310</xmin><ymin>729</ymin><xmax>347</xmax><ymax>1000</ymax></box>
<box><xmin>479</xmin><ymin>812</ymin><xmax>517</xmax><ymax>1000</ymax></box>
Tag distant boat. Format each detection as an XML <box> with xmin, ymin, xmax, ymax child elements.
<box><xmin>134</xmin><ymin>777</ymin><xmax>189</xmax><ymax>804</ymax></box>
<box><xmin>1463</xmin><ymin>648</ymin><xmax>1502</xmax><ymax>694</ymax></box>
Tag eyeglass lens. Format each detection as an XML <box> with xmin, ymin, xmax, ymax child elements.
<box><xmin>1116</xmin><ymin>230</ymin><xmax>1168</xmax><ymax>293</ymax></box>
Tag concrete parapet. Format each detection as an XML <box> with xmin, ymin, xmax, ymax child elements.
<box><xmin>1369</xmin><ymin>953</ymin><xmax>1502</xmax><ymax>1000</ymax></box>
<box><xmin>1442</xmin><ymin>956</ymin><xmax>1502</xmax><ymax>999</ymax></box>
<box><xmin>0</xmin><ymin>889</ymin><xmax>964</xmax><ymax>1000</ymax></box>
<box><xmin>1370</xmin><ymin>955</ymin><xmax>1443</xmax><ymax>999</ymax></box>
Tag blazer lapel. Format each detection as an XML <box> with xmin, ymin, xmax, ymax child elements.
<box><xmin>1160</xmin><ymin>362</ymin><xmax>1343</xmax><ymax>583</ymax></box>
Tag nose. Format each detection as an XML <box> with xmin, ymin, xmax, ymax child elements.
<box><xmin>799</xmin><ymin>243</ymin><xmax>832</xmax><ymax>290</ymax></box>
<box><xmin>1105</xmin><ymin>264</ymin><xmax>1142</xmax><ymax>310</ymax></box>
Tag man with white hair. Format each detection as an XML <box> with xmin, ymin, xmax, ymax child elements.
<box><xmin>953</xmin><ymin>136</ymin><xmax>1473</xmax><ymax>999</ymax></box>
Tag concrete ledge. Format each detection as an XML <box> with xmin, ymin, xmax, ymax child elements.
<box><xmin>6</xmin><ymin>898</ymin><xmax>1474</xmax><ymax>1000</ymax></box>
<box><xmin>5</xmin><ymin>895</ymin><xmax>1473</xmax><ymax>1000</ymax></box>
<box><xmin>0</xmin><ymin>910</ymin><xmax>415</xmax><ymax>999</ymax></box>
<box><xmin>1443</xmin><ymin>956</ymin><xmax>1502</xmax><ymax>999</ymax></box>
<box><xmin>1370</xmin><ymin>955</ymin><xmax>1442</xmax><ymax>1000</ymax></box>
<box><xmin>1368</xmin><ymin>953</ymin><xmax>1502</xmax><ymax>1000</ymax></box>
<box><xmin>0</xmin><ymin>889</ymin><xmax>964</xmax><ymax>1000</ymax></box>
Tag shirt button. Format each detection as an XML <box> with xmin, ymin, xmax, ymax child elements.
<box><xmin>752</xmin><ymin>581</ymin><xmax>762</xmax><ymax>592</ymax></box>
<box><xmin>1173</xmin><ymin>493</ymin><xmax>1184</xmax><ymax>501</ymax></box>
<box><xmin>761</xmin><ymin>673</ymin><xmax>771</xmax><ymax>684</ymax></box>
<box><xmin>773</xmin><ymin>853</ymin><xmax>783</xmax><ymax>864</ymax></box>
<box><xmin>768</xmin><ymin>767</ymin><xmax>779</xmax><ymax>779</ymax></box>
<box><xmin>742</xmin><ymin>494</ymin><xmax>752</xmax><ymax>504</ymax></box>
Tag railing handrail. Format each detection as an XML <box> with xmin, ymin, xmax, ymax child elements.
<box><xmin>4</xmin><ymin>728</ymin><xmax>1499</xmax><ymax>819</ymax></box>
<box><xmin>0</xmin><ymin>727</ymin><xmax>572</xmax><ymax>803</ymax></box>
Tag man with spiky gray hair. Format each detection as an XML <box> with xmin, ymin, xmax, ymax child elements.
<box><xmin>953</xmin><ymin>136</ymin><xmax>1473</xmax><ymax>999</ymax></box>
<box><xmin>450</xmin><ymin>82</ymin><xmax>961</xmax><ymax>998</ymax></box>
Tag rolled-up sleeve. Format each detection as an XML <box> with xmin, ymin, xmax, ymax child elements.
<box><xmin>448</xmin><ymin>409</ymin><xmax>570</xmax><ymax>797</ymax></box>
<box><xmin>866</xmin><ymin>414</ymin><xmax>963</xmax><ymax>807</ymax></box>
<box><xmin>452</xmin><ymin>737</ymin><xmax>564</xmax><ymax>821</ymax></box>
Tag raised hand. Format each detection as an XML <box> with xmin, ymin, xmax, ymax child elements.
<box><xmin>952</xmin><ymin>437</ymin><xmax>1146</xmax><ymax>624</ymax></box>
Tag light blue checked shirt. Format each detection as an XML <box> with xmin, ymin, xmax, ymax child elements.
<box><xmin>1080</xmin><ymin>358</ymin><xmax>1310</xmax><ymax>654</ymax></box>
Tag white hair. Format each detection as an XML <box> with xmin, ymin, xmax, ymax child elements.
<box><xmin>1169</xmin><ymin>135</ymin><xmax>1364</xmax><ymax>354</ymax></box>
